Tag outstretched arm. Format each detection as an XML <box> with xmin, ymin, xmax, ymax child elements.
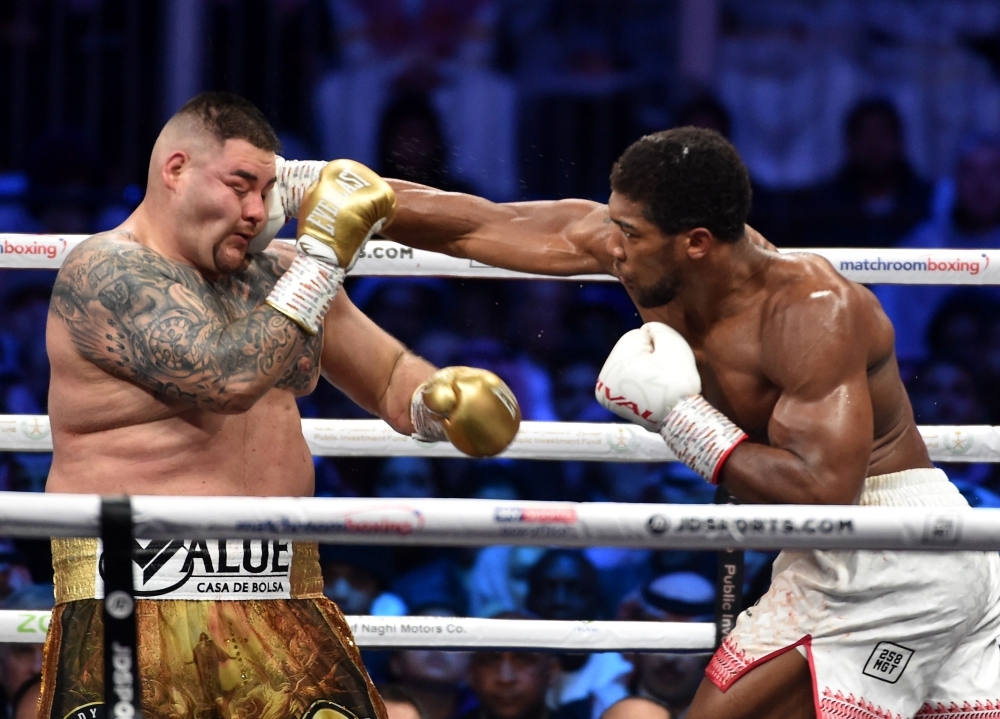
<box><xmin>386</xmin><ymin>180</ymin><xmax>614</xmax><ymax>276</ymax></box>
<box><xmin>50</xmin><ymin>233</ymin><xmax>312</xmax><ymax>414</ymax></box>
<box><xmin>319</xmin><ymin>289</ymin><xmax>435</xmax><ymax>434</ymax></box>
<box><xmin>719</xmin><ymin>286</ymin><xmax>875</xmax><ymax>505</ymax></box>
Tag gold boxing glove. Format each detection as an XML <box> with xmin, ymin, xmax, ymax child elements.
<box><xmin>411</xmin><ymin>367</ymin><xmax>521</xmax><ymax>458</ymax></box>
<box><xmin>297</xmin><ymin>159</ymin><xmax>396</xmax><ymax>270</ymax></box>
<box><xmin>265</xmin><ymin>159</ymin><xmax>396</xmax><ymax>334</ymax></box>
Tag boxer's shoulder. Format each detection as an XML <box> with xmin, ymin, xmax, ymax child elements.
<box><xmin>761</xmin><ymin>251</ymin><xmax>878</xmax><ymax>328</ymax></box>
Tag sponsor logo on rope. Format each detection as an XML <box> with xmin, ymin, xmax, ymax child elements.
<box><xmin>863</xmin><ymin>642</ymin><xmax>913</xmax><ymax>683</ymax></box>
<box><xmin>647</xmin><ymin>514</ymin><xmax>669</xmax><ymax>534</ymax></box>
<box><xmin>0</xmin><ymin>236</ymin><xmax>67</xmax><ymax>260</ymax></box>
<box><xmin>941</xmin><ymin>429</ymin><xmax>974</xmax><ymax>456</ymax></box>
<box><xmin>20</xmin><ymin>416</ymin><xmax>50</xmax><ymax>440</ymax></box>
<box><xmin>97</xmin><ymin>539</ymin><xmax>294</xmax><ymax>600</ymax></box>
<box><xmin>494</xmin><ymin>507</ymin><xmax>578</xmax><ymax>538</ymax></box>
<box><xmin>234</xmin><ymin>506</ymin><xmax>424</xmax><ymax>536</ymax></box>
<box><xmin>839</xmin><ymin>253</ymin><xmax>989</xmax><ymax>276</ymax></box>
<box><xmin>356</xmin><ymin>245</ymin><xmax>414</xmax><ymax>260</ymax></box>
<box><xmin>605</xmin><ymin>425</ymin><xmax>640</xmax><ymax>453</ymax></box>
<box><xmin>667</xmin><ymin>517</ymin><xmax>855</xmax><ymax>535</ymax></box>
<box><xmin>494</xmin><ymin>507</ymin><xmax>577</xmax><ymax>523</ymax></box>
<box><xmin>922</xmin><ymin>514</ymin><xmax>962</xmax><ymax>545</ymax></box>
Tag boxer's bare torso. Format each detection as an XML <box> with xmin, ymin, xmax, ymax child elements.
<box><xmin>387</xmin><ymin>183</ymin><xmax>933</xmax><ymax>504</ymax></box>
<box><xmin>46</xmin><ymin>231</ymin><xmax>319</xmax><ymax>497</ymax></box>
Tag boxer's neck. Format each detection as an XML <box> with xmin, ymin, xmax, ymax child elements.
<box><xmin>677</xmin><ymin>236</ymin><xmax>771</xmax><ymax>329</ymax></box>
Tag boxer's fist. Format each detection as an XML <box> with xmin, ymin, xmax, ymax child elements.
<box><xmin>296</xmin><ymin>159</ymin><xmax>396</xmax><ymax>271</ymax></box>
<box><xmin>411</xmin><ymin>367</ymin><xmax>521</xmax><ymax>458</ymax></box>
<box><xmin>596</xmin><ymin>323</ymin><xmax>700</xmax><ymax>432</ymax></box>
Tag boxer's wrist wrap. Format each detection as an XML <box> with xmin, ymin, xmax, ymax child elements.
<box><xmin>660</xmin><ymin>395</ymin><xmax>748</xmax><ymax>485</ymax></box>
<box><xmin>410</xmin><ymin>386</ymin><xmax>449</xmax><ymax>443</ymax></box>
<box><xmin>276</xmin><ymin>159</ymin><xmax>329</xmax><ymax>221</ymax></box>
<box><xmin>265</xmin><ymin>254</ymin><xmax>344</xmax><ymax>335</ymax></box>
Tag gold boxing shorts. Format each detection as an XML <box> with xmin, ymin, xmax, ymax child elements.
<box><xmin>39</xmin><ymin>539</ymin><xmax>387</xmax><ymax>719</ymax></box>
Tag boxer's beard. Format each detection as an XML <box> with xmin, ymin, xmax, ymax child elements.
<box><xmin>213</xmin><ymin>242</ymin><xmax>250</xmax><ymax>275</ymax></box>
<box><xmin>634</xmin><ymin>271</ymin><xmax>682</xmax><ymax>308</ymax></box>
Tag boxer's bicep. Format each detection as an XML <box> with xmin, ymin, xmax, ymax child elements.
<box><xmin>387</xmin><ymin>180</ymin><xmax>612</xmax><ymax>276</ymax></box>
<box><xmin>319</xmin><ymin>290</ymin><xmax>434</xmax><ymax>433</ymax></box>
<box><xmin>763</xmin><ymin>290</ymin><xmax>873</xmax><ymax>500</ymax></box>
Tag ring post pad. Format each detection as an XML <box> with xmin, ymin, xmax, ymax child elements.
<box><xmin>100</xmin><ymin>496</ymin><xmax>143</xmax><ymax>719</ymax></box>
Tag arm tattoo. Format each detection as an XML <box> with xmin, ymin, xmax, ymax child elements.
<box><xmin>50</xmin><ymin>232</ymin><xmax>320</xmax><ymax>410</ymax></box>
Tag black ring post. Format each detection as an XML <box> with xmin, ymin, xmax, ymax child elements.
<box><xmin>101</xmin><ymin>496</ymin><xmax>143</xmax><ymax>719</ymax></box>
<box><xmin>713</xmin><ymin>485</ymin><xmax>744</xmax><ymax>648</ymax></box>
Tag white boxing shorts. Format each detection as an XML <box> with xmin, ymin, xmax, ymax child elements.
<box><xmin>706</xmin><ymin>468</ymin><xmax>1000</xmax><ymax>719</ymax></box>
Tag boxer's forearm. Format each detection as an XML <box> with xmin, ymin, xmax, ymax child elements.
<box><xmin>719</xmin><ymin>442</ymin><xmax>865</xmax><ymax>505</ymax></box>
<box><xmin>386</xmin><ymin>180</ymin><xmax>610</xmax><ymax>276</ymax></box>
<box><xmin>378</xmin><ymin>351</ymin><xmax>436</xmax><ymax>435</ymax></box>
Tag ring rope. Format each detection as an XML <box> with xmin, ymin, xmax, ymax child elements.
<box><xmin>0</xmin><ymin>610</ymin><xmax>716</xmax><ymax>650</ymax></box>
<box><xmin>0</xmin><ymin>492</ymin><xmax>989</xmax><ymax>551</ymax></box>
<box><xmin>0</xmin><ymin>415</ymin><xmax>991</xmax><ymax>463</ymax></box>
<box><xmin>0</xmin><ymin>235</ymin><xmax>994</xmax><ymax>285</ymax></box>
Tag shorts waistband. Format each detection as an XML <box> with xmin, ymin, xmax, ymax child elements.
<box><xmin>860</xmin><ymin>468</ymin><xmax>969</xmax><ymax>508</ymax></box>
<box><xmin>51</xmin><ymin>537</ymin><xmax>324</xmax><ymax>605</ymax></box>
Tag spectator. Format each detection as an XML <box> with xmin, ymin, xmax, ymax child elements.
<box><xmin>804</xmin><ymin>98</ymin><xmax>932</xmax><ymax>248</ymax></box>
<box><xmin>877</xmin><ymin>136</ymin><xmax>1000</xmax><ymax>362</ymax></box>
<box><xmin>600</xmin><ymin>697</ymin><xmax>670</xmax><ymax>719</ymax></box>
<box><xmin>460</xmin><ymin>614</ymin><xmax>588</xmax><ymax>719</ymax></box>
<box><xmin>552</xmin><ymin>361</ymin><xmax>613</xmax><ymax>424</ymax></box>
<box><xmin>674</xmin><ymin>94</ymin><xmax>731</xmax><ymax>140</ymax></box>
<box><xmin>11</xmin><ymin>674</ymin><xmax>40</xmax><ymax>719</ymax></box>
<box><xmin>378</xmin><ymin>93</ymin><xmax>473</xmax><ymax>193</ymax></box>
<box><xmin>0</xmin><ymin>542</ymin><xmax>33</xmax><ymax>602</ymax></box>
<box><xmin>466</xmin><ymin>546</ymin><xmax>545</xmax><ymax>617</ymax></box>
<box><xmin>525</xmin><ymin>551</ymin><xmax>630</xmax><ymax>719</ymax></box>
<box><xmin>0</xmin><ymin>584</ymin><xmax>54</xmax><ymax>718</ymax></box>
<box><xmin>906</xmin><ymin>358</ymin><xmax>1000</xmax><ymax>507</ymax></box>
<box><xmin>616</xmin><ymin>573</ymin><xmax>714</xmax><ymax>719</ymax></box>
<box><xmin>374</xmin><ymin>457</ymin><xmax>439</xmax><ymax>499</ymax></box>
<box><xmin>25</xmin><ymin>128</ymin><xmax>107</xmax><ymax>235</ymax></box>
<box><xmin>320</xmin><ymin>544</ymin><xmax>404</xmax><ymax>615</ymax></box>
<box><xmin>390</xmin><ymin>560</ymin><xmax>475</xmax><ymax>719</ymax></box>
<box><xmin>379</xmin><ymin>683</ymin><xmax>432</xmax><ymax>719</ymax></box>
<box><xmin>316</xmin><ymin>0</ymin><xmax>517</xmax><ymax>200</ymax></box>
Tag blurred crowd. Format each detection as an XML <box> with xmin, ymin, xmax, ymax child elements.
<box><xmin>5</xmin><ymin>0</ymin><xmax>1000</xmax><ymax>717</ymax></box>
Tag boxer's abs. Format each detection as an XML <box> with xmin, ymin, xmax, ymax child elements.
<box><xmin>47</xmin><ymin>389</ymin><xmax>315</xmax><ymax>497</ymax></box>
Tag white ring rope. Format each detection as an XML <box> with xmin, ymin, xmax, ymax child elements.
<box><xmin>0</xmin><ymin>415</ymin><xmax>992</xmax><ymax>463</ymax></box>
<box><xmin>0</xmin><ymin>609</ymin><xmax>715</xmax><ymax>650</ymax></box>
<box><xmin>0</xmin><ymin>235</ymin><xmax>994</xmax><ymax>285</ymax></box>
<box><xmin>0</xmin><ymin>492</ymin><xmax>991</xmax><ymax>551</ymax></box>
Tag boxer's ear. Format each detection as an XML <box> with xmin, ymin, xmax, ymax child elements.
<box><xmin>685</xmin><ymin>227</ymin><xmax>713</xmax><ymax>260</ymax></box>
<box><xmin>162</xmin><ymin>151</ymin><xmax>189</xmax><ymax>191</ymax></box>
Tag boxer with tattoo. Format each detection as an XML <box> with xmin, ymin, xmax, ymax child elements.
<box><xmin>40</xmin><ymin>92</ymin><xmax>520</xmax><ymax>719</ymax></box>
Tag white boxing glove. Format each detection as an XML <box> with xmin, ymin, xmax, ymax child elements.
<box><xmin>248</xmin><ymin>156</ymin><xmax>329</xmax><ymax>253</ymax></box>
<box><xmin>596</xmin><ymin>323</ymin><xmax>747</xmax><ymax>485</ymax></box>
<box><xmin>595</xmin><ymin>323</ymin><xmax>701</xmax><ymax>432</ymax></box>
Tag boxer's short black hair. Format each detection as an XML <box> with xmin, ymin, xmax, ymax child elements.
<box><xmin>175</xmin><ymin>91</ymin><xmax>281</xmax><ymax>152</ymax></box>
<box><xmin>610</xmin><ymin>127</ymin><xmax>751</xmax><ymax>242</ymax></box>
